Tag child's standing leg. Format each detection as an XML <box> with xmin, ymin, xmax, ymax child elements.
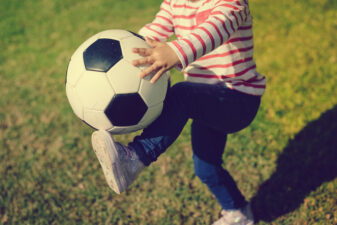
<box><xmin>191</xmin><ymin>121</ymin><xmax>247</xmax><ymax>210</ymax></box>
<box><xmin>192</xmin><ymin>121</ymin><xmax>255</xmax><ymax>224</ymax></box>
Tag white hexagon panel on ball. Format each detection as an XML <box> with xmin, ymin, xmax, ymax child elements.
<box><xmin>98</xmin><ymin>29</ymin><xmax>133</xmax><ymax>41</ymax></box>
<box><xmin>75</xmin><ymin>70</ymin><xmax>115</xmax><ymax>111</ymax></box>
<box><xmin>66</xmin><ymin>85</ymin><xmax>84</xmax><ymax>119</ymax></box>
<box><xmin>139</xmin><ymin>103</ymin><xmax>164</xmax><ymax>128</ymax></box>
<box><xmin>139</xmin><ymin>72</ymin><xmax>169</xmax><ymax>107</ymax></box>
<box><xmin>66</xmin><ymin>34</ymin><xmax>100</xmax><ymax>86</ymax></box>
<box><xmin>83</xmin><ymin>109</ymin><xmax>113</xmax><ymax>130</ymax></box>
<box><xmin>106</xmin><ymin>60</ymin><xmax>141</xmax><ymax>94</ymax></box>
<box><xmin>120</xmin><ymin>35</ymin><xmax>150</xmax><ymax>64</ymax></box>
<box><xmin>66</xmin><ymin>54</ymin><xmax>86</xmax><ymax>87</ymax></box>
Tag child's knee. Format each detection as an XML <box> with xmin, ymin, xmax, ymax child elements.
<box><xmin>196</xmin><ymin>171</ymin><xmax>217</xmax><ymax>185</ymax></box>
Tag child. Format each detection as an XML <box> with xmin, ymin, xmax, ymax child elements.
<box><xmin>91</xmin><ymin>0</ymin><xmax>265</xmax><ymax>224</ymax></box>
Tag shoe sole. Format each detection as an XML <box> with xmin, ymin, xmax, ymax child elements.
<box><xmin>91</xmin><ymin>130</ymin><xmax>127</xmax><ymax>194</ymax></box>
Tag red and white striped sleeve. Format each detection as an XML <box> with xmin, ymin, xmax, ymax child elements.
<box><xmin>138</xmin><ymin>0</ymin><xmax>174</xmax><ymax>42</ymax></box>
<box><xmin>168</xmin><ymin>0</ymin><xmax>248</xmax><ymax>69</ymax></box>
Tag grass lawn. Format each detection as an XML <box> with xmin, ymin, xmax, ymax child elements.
<box><xmin>1</xmin><ymin>0</ymin><xmax>336</xmax><ymax>224</ymax></box>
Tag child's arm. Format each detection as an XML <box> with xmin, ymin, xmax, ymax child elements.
<box><xmin>138</xmin><ymin>0</ymin><xmax>174</xmax><ymax>43</ymax></box>
<box><xmin>133</xmin><ymin>0</ymin><xmax>249</xmax><ymax>82</ymax></box>
<box><xmin>168</xmin><ymin>0</ymin><xmax>249</xmax><ymax>69</ymax></box>
<box><xmin>132</xmin><ymin>0</ymin><xmax>177</xmax><ymax>83</ymax></box>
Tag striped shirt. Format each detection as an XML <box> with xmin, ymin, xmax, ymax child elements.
<box><xmin>139</xmin><ymin>0</ymin><xmax>266</xmax><ymax>96</ymax></box>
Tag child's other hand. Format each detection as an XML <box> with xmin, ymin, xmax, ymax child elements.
<box><xmin>132</xmin><ymin>37</ymin><xmax>180</xmax><ymax>83</ymax></box>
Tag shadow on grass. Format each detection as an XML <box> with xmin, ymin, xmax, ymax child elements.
<box><xmin>251</xmin><ymin>105</ymin><xmax>337</xmax><ymax>222</ymax></box>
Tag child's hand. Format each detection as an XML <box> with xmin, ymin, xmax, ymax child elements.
<box><xmin>132</xmin><ymin>37</ymin><xmax>180</xmax><ymax>83</ymax></box>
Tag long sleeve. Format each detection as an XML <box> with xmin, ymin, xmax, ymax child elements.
<box><xmin>168</xmin><ymin>0</ymin><xmax>248</xmax><ymax>69</ymax></box>
<box><xmin>138</xmin><ymin>0</ymin><xmax>175</xmax><ymax>42</ymax></box>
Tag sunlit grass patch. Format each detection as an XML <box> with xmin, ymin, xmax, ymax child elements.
<box><xmin>1</xmin><ymin>0</ymin><xmax>336</xmax><ymax>224</ymax></box>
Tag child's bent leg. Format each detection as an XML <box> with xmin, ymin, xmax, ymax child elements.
<box><xmin>129</xmin><ymin>82</ymin><xmax>260</xmax><ymax>166</ymax></box>
<box><xmin>129</xmin><ymin>82</ymin><xmax>192</xmax><ymax>165</ymax></box>
<box><xmin>191</xmin><ymin>121</ymin><xmax>247</xmax><ymax>210</ymax></box>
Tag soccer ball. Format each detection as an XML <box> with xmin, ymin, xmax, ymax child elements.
<box><xmin>65</xmin><ymin>29</ymin><xmax>169</xmax><ymax>134</ymax></box>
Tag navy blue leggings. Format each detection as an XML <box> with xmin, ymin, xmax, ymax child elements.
<box><xmin>129</xmin><ymin>82</ymin><xmax>260</xmax><ymax>209</ymax></box>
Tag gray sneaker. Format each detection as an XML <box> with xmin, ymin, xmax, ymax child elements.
<box><xmin>91</xmin><ymin>130</ymin><xmax>145</xmax><ymax>194</ymax></box>
<box><xmin>212</xmin><ymin>204</ymin><xmax>254</xmax><ymax>225</ymax></box>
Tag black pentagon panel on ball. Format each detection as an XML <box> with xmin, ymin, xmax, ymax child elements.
<box><xmin>83</xmin><ymin>39</ymin><xmax>123</xmax><ymax>72</ymax></box>
<box><xmin>105</xmin><ymin>93</ymin><xmax>148</xmax><ymax>126</ymax></box>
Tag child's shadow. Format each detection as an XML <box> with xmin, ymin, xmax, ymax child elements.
<box><xmin>251</xmin><ymin>105</ymin><xmax>337</xmax><ymax>222</ymax></box>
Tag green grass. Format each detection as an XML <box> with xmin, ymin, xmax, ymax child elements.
<box><xmin>1</xmin><ymin>0</ymin><xmax>336</xmax><ymax>224</ymax></box>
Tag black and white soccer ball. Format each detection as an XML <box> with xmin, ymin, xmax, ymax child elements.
<box><xmin>65</xmin><ymin>29</ymin><xmax>169</xmax><ymax>134</ymax></box>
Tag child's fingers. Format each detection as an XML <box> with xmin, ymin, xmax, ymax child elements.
<box><xmin>132</xmin><ymin>48</ymin><xmax>152</xmax><ymax>57</ymax></box>
<box><xmin>132</xmin><ymin>57</ymin><xmax>154</xmax><ymax>66</ymax></box>
<box><xmin>150</xmin><ymin>68</ymin><xmax>166</xmax><ymax>83</ymax></box>
<box><xmin>139</xmin><ymin>63</ymin><xmax>159</xmax><ymax>79</ymax></box>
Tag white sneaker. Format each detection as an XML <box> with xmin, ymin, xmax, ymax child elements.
<box><xmin>212</xmin><ymin>204</ymin><xmax>254</xmax><ymax>225</ymax></box>
<box><xmin>91</xmin><ymin>130</ymin><xmax>144</xmax><ymax>194</ymax></box>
